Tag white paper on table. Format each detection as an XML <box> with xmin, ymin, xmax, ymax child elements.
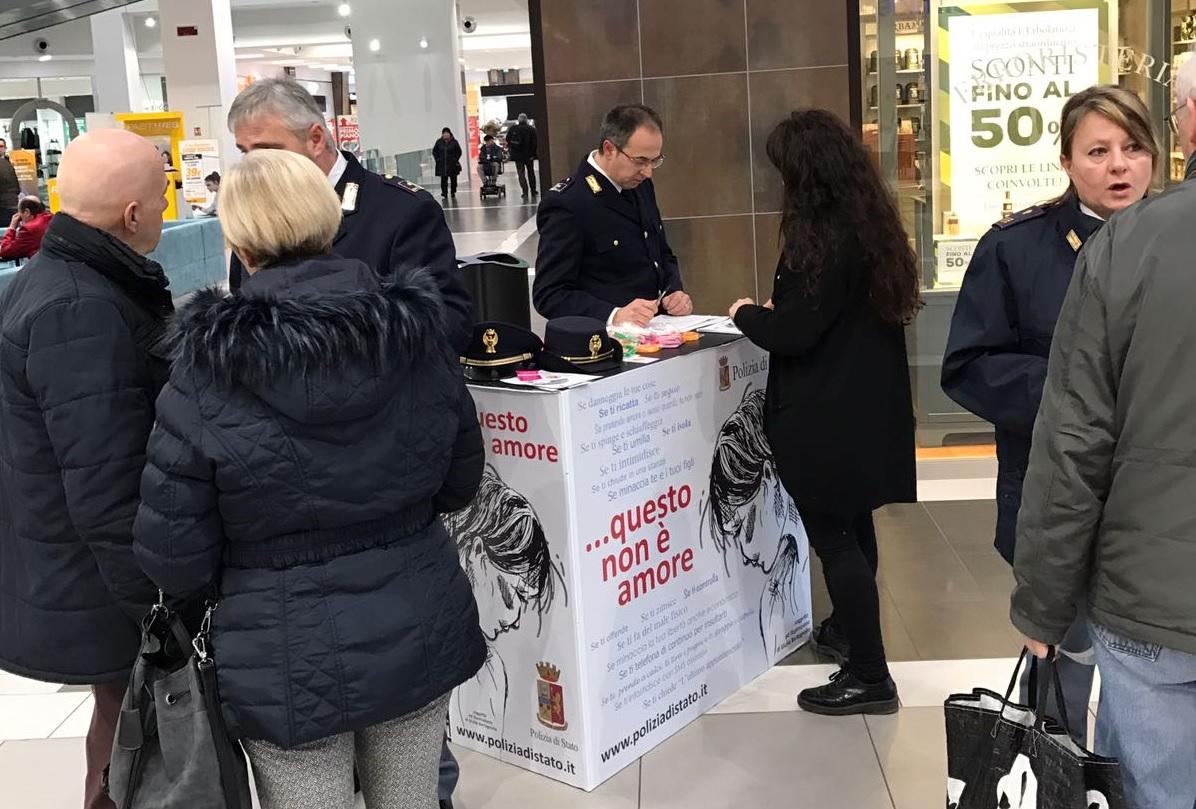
<box><xmin>623</xmin><ymin>355</ymin><xmax>660</xmax><ymax>364</ymax></box>
<box><xmin>697</xmin><ymin>317</ymin><xmax>743</xmax><ymax>335</ymax></box>
<box><xmin>644</xmin><ymin>314</ymin><xmax>726</xmax><ymax>332</ymax></box>
<box><xmin>501</xmin><ymin>372</ymin><xmax>600</xmax><ymax>391</ymax></box>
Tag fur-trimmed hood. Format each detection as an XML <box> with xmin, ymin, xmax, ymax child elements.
<box><xmin>171</xmin><ymin>256</ymin><xmax>448</xmax><ymax>423</ymax></box>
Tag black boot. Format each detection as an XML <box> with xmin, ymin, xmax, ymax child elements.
<box><xmin>814</xmin><ymin>616</ymin><xmax>851</xmax><ymax>665</ymax></box>
<box><xmin>440</xmin><ymin>801</ymin><xmax>454</xmax><ymax>809</ymax></box>
<box><xmin>798</xmin><ymin>668</ymin><xmax>898</xmax><ymax>716</ymax></box>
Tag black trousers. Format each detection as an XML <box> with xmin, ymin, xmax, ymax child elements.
<box><xmin>515</xmin><ymin>159</ymin><xmax>537</xmax><ymax>195</ymax></box>
<box><xmin>804</xmin><ymin>510</ymin><xmax>889</xmax><ymax>682</ymax></box>
<box><xmin>440</xmin><ymin>174</ymin><xmax>458</xmax><ymax>197</ymax></box>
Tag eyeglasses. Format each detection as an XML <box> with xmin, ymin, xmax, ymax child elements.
<box><xmin>1169</xmin><ymin>103</ymin><xmax>1188</xmax><ymax>137</ymax></box>
<box><xmin>615</xmin><ymin>144</ymin><xmax>665</xmax><ymax>170</ymax></box>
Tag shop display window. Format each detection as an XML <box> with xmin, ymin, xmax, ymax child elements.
<box><xmin>859</xmin><ymin>0</ymin><xmax>1176</xmax><ymax>443</ymax></box>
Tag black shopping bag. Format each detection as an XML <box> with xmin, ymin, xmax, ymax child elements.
<box><xmin>944</xmin><ymin>650</ymin><xmax>1125</xmax><ymax>809</ymax></box>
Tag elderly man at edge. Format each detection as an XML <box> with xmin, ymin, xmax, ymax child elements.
<box><xmin>0</xmin><ymin>130</ymin><xmax>173</xmax><ymax>809</ymax></box>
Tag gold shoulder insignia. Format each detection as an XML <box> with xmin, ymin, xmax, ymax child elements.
<box><xmin>585</xmin><ymin>175</ymin><xmax>602</xmax><ymax>194</ymax></box>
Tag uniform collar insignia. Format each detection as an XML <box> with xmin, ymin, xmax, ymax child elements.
<box><xmin>341</xmin><ymin>182</ymin><xmax>359</xmax><ymax>213</ymax></box>
<box><xmin>585</xmin><ymin>175</ymin><xmax>602</xmax><ymax>195</ymax></box>
<box><xmin>1066</xmin><ymin>229</ymin><xmax>1083</xmax><ymax>253</ymax></box>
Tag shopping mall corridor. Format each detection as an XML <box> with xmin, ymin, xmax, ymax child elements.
<box><xmin>0</xmin><ymin>188</ymin><xmax>1040</xmax><ymax>809</ymax></box>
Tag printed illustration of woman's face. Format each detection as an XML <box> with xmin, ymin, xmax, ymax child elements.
<box><xmin>739</xmin><ymin>460</ymin><xmax>793</xmax><ymax>573</ymax></box>
<box><xmin>472</xmin><ymin>551</ymin><xmax>530</xmax><ymax>642</ymax></box>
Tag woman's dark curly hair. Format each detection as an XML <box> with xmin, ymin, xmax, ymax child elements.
<box><xmin>766</xmin><ymin>109</ymin><xmax>922</xmax><ymax>325</ymax></box>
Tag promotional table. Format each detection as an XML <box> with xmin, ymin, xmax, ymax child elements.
<box><xmin>444</xmin><ymin>335</ymin><xmax>813</xmax><ymax>790</ymax></box>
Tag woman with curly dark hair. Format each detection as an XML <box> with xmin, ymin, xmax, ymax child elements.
<box><xmin>729</xmin><ymin>109</ymin><xmax>920</xmax><ymax>716</ymax></box>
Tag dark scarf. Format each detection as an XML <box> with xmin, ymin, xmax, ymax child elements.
<box><xmin>39</xmin><ymin>212</ymin><xmax>174</xmax><ymax>319</ymax></box>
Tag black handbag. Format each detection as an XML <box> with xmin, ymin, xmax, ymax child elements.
<box><xmin>108</xmin><ymin>597</ymin><xmax>252</xmax><ymax>809</ymax></box>
<box><xmin>944</xmin><ymin>649</ymin><xmax>1125</xmax><ymax>809</ymax></box>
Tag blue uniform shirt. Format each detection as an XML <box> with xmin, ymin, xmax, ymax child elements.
<box><xmin>532</xmin><ymin>158</ymin><xmax>683</xmax><ymax>321</ymax></box>
<box><xmin>942</xmin><ymin>193</ymin><xmax>1104</xmax><ymax>562</ymax></box>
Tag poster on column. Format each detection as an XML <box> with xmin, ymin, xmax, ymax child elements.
<box><xmin>567</xmin><ymin>340</ymin><xmax>811</xmax><ymax>786</ymax></box>
<box><xmin>944</xmin><ymin>4</ymin><xmax>1102</xmax><ymax>234</ymax></box>
<box><xmin>180</xmin><ymin>139</ymin><xmax>220</xmax><ymax>209</ymax></box>
<box><xmin>443</xmin><ymin>389</ymin><xmax>586</xmax><ymax>784</ymax></box>
<box><xmin>335</xmin><ymin>115</ymin><xmax>360</xmax><ymax>157</ymax></box>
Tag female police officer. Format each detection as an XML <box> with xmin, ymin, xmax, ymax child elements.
<box><xmin>942</xmin><ymin>85</ymin><xmax>1158</xmax><ymax>744</ymax></box>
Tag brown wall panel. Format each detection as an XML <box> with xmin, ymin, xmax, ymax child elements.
<box><xmin>749</xmin><ymin>66</ymin><xmax>852</xmax><ymax>213</ymax></box>
<box><xmin>541</xmin><ymin>0</ymin><xmax>642</xmax><ymax>84</ymax></box>
<box><xmin>665</xmin><ymin>215</ymin><xmax>756</xmax><ymax>313</ymax></box>
<box><xmin>640</xmin><ymin>0</ymin><xmax>747</xmax><ymax>77</ymax></box>
<box><xmin>746</xmin><ymin>0</ymin><xmax>849</xmax><ymax>71</ymax></box>
<box><xmin>643</xmin><ymin>73</ymin><xmax>752</xmax><ymax>218</ymax></box>
<box><xmin>754</xmin><ymin>212</ymin><xmax>782</xmax><ymax>300</ymax></box>
<box><xmin>545</xmin><ymin>80</ymin><xmax>643</xmax><ymax>187</ymax></box>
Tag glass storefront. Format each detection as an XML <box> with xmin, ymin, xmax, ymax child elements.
<box><xmin>859</xmin><ymin>0</ymin><xmax>1176</xmax><ymax>445</ymax></box>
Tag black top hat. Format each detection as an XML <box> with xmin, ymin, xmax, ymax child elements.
<box><xmin>538</xmin><ymin>316</ymin><xmax>623</xmax><ymax>375</ymax></box>
<box><xmin>461</xmin><ymin>321</ymin><xmax>542</xmax><ymax>381</ymax></box>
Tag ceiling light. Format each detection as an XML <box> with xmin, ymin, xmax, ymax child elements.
<box><xmin>337</xmin><ymin>3</ymin><xmax>351</xmax><ymax>17</ymax></box>
<box><xmin>368</xmin><ymin>38</ymin><xmax>380</xmax><ymax>52</ymax></box>
<box><xmin>419</xmin><ymin>37</ymin><xmax>428</xmax><ymax>49</ymax></box>
<box><xmin>145</xmin><ymin>16</ymin><xmax>157</xmax><ymax>28</ymax></box>
<box><xmin>38</xmin><ymin>54</ymin><xmax>52</xmax><ymax>62</ymax></box>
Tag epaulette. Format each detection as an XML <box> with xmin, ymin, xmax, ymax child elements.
<box><xmin>380</xmin><ymin>174</ymin><xmax>422</xmax><ymax>195</ymax></box>
<box><xmin>992</xmin><ymin>205</ymin><xmax>1047</xmax><ymax>230</ymax></box>
<box><xmin>548</xmin><ymin>176</ymin><xmax>574</xmax><ymax>193</ymax></box>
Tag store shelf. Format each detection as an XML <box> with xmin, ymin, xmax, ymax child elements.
<box><xmin>866</xmin><ymin>69</ymin><xmax>925</xmax><ymax>75</ymax></box>
<box><xmin>869</xmin><ymin>104</ymin><xmax>925</xmax><ymax>110</ymax></box>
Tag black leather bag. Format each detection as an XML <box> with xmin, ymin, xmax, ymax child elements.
<box><xmin>108</xmin><ymin>600</ymin><xmax>251</xmax><ymax>809</ymax></box>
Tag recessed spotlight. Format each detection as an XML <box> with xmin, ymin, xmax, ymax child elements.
<box><xmin>419</xmin><ymin>37</ymin><xmax>429</xmax><ymax>49</ymax></box>
<box><xmin>368</xmin><ymin>38</ymin><xmax>381</xmax><ymax>52</ymax></box>
<box><xmin>337</xmin><ymin>3</ymin><xmax>351</xmax><ymax>17</ymax></box>
<box><xmin>38</xmin><ymin>54</ymin><xmax>52</xmax><ymax>62</ymax></box>
<box><xmin>145</xmin><ymin>16</ymin><xmax>157</xmax><ymax>28</ymax></box>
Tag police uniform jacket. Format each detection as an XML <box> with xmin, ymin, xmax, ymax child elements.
<box><xmin>229</xmin><ymin>150</ymin><xmax>472</xmax><ymax>352</ymax></box>
<box><xmin>533</xmin><ymin>159</ymin><xmax>683</xmax><ymax>321</ymax></box>
<box><xmin>941</xmin><ymin>193</ymin><xmax>1104</xmax><ymax>563</ymax></box>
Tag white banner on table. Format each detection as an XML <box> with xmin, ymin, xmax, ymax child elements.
<box><xmin>448</xmin><ymin>339</ymin><xmax>812</xmax><ymax>790</ymax></box>
<box><xmin>947</xmin><ymin>7</ymin><xmax>1100</xmax><ymax>234</ymax></box>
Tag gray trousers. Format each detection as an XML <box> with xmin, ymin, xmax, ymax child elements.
<box><xmin>438</xmin><ymin>736</ymin><xmax>458</xmax><ymax>800</ymax></box>
<box><xmin>245</xmin><ymin>694</ymin><xmax>450</xmax><ymax>809</ymax></box>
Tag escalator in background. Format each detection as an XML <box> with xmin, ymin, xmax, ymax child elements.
<box><xmin>0</xmin><ymin>0</ymin><xmax>142</xmax><ymax>40</ymax></box>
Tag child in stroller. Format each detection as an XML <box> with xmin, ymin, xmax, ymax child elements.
<box><xmin>479</xmin><ymin>134</ymin><xmax>506</xmax><ymax>198</ymax></box>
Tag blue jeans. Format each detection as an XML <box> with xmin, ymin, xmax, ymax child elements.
<box><xmin>1091</xmin><ymin>622</ymin><xmax>1196</xmax><ymax>809</ymax></box>
<box><xmin>1018</xmin><ymin>612</ymin><xmax>1095</xmax><ymax>748</ymax></box>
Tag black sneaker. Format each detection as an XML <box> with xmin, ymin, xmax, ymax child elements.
<box><xmin>440</xmin><ymin>801</ymin><xmax>454</xmax><ymax>809</ymax></box>
<box><xmin>814</xmin><ymin>617</ymin><xmax>850</xmax><ymax>665</ymax></box>
<box><xmin>798</xmin><ymin>669</ymin><xmax>899</xmax><ymax>716</ymax></box>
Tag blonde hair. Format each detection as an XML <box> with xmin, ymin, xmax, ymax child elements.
<box><xmin>1055</xmin><ymin>85</ymin><xmax>1159</xmax><ymax>201</ymax></box>
<box><xmin>220</xmin><ymin>149</ymin><xmax>341</xmax><ymax>268</ymax></box>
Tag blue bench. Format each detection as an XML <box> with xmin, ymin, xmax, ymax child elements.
<box><xmin>0</xmin><ymin>217</ymin><xmax>227</xmax><ymax>300</ymax></box>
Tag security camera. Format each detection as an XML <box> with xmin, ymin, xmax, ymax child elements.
<box><xmin>33</xmin><ymin>38</ymin><xmax>48</xmax><ymax>54</ymax></box>
<box><xmin>344</xmin><ymin>25</ymin><xmax>352</xmax><ymax>39</ymax></box>
<box><xmin>461</xmin><ymin>16</ymin><xmax>477</xmax><ymax>33</ymax></box>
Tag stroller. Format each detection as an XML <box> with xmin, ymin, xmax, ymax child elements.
<box><xmin>479</xmin><ymin>145</ymin><xmax>506</xmax><ymax>199</ymax></box>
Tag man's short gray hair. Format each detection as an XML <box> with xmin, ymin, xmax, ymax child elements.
<box><xmin>1177</xmin><ymin>57</ymin><xmax>1196</xmax><ymax>107</ymax></box>
<box><xmin>228</xmin><ymin>77</ymin><xmax>332</xmax><ymax>142</ymax></box>
<box><xmin>518</xmin><ymin>113</ymin><xmax>529</xmax><ymax>123</ymax></box>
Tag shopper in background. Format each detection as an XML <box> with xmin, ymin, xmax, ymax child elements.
<box><xmin>433</xmin><ymin>127</ymin><xmax>463</xmax><ymax>200</ymax></box>
<box><xmin>0</xmin><ymin>137</ymin><xmax>19</xmax><ymax>223</ymax></box>
<box><xmin>191</xmin><ymin>171</ymin><xmax>220</xmax><ymax>217</ymax></box>
<box><xmin>942</xmin><ymin>85</ymin><xmax>1157</xmax><ymax>746</ymax></box>
<box><xmin>1</xmin><ymin>197</ymin><xmax>53</xmax><ymax>260</ymax></box>
<box><xmin>1011</xmin><ymin>61</ymin><xmax>1196</xmax><ymax>809</ymax></box>
<box><xmin>480</xmin><ymin>134</ymin><xmax>504</xmax><ymax>166</ymax></box>
<box><xmin>133</xmin><ymin>149</ymin><xmax>487</xmax><ymax>809</ymax></box>
<box><xmin>226</xmin><ymin>78</ymin><xmax>472</xmax><ymax>356</ymax></box>
<box><xmin>0</xmin><ymin>129</ymin><xmax>172</xmax><ymax>809</ymax></box>
<box><xmin>506</xmin><ymin>112</ymin><xmax>539</xmax><ymax>199</ymax></box>
<box><xmin>729</xmin><ymin>109</ymin><xmax>919</xmax><ymax>716</ymax></box>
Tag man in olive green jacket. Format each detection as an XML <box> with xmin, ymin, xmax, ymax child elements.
<box><xmin>1011</xmin><ymin>60</ymin><xmax>1196</xmax><ymax>809</ymax></box>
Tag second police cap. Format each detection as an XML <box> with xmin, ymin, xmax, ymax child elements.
<box><xmin>537</xmin><ymin>316</ymin><xmax>623</xmax><ymax>375</ymax></box>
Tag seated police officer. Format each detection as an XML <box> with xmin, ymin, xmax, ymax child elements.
<box><xmin>227</xmin><ymin>78</ymin><xmax>471</xmax><ymax>353</ymax></box>
<box><xmin>533</xmin><ymin>104</ymin><xmax>692</xmax><ymax>327</ymax></box>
